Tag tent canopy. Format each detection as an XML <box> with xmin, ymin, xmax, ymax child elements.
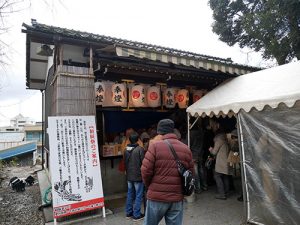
<box><xmin>187</xmin><ymin>61</ymin><xmax>300</xmax><ymax>117</ymax></box>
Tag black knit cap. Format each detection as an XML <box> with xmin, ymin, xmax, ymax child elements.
<box><xmin>157</xmin><ymin>119</ymin><xmax>174</xmax><ymax>135</ymax></box>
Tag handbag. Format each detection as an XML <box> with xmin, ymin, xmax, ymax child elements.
<box><xmin>205</xmin><ymin>156</ymin><xmax>215</xmax><ymax>170</ymax></box>
<box><xmin>164</xmin><ymin>140</ymin><xmax>195</xmax><ymax>196</ymax></box>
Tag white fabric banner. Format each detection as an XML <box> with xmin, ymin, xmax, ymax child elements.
<box><xmin>48</xmin><ymin>116</ymin><xmax>104</xmax><ymax>218</ymax></box>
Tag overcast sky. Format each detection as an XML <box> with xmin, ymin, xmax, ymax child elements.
<box><xmin>0</xmin><ymin>0</ymin><xmax>269</xmax><ymax>127</ymax></box>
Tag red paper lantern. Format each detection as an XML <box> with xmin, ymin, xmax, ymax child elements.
<box><xmin>112</xmin><ymin>83</ymin><xmax>126</xmax><ymax>106</ymax></box>
<box><xmin>164</xmin><ymin>88</ymin><xmax>176</xmax><ymax>108</ymax></box>
<box><xmin>147</xmin><ymin>86</ymin><xmax>160</xmax><ymax>108</ymax></box>
<box><xmin>95</xmin><ymin>82</ymin><xmax>106</xmax><ymax>106</ymax></box>
<box><xmin>131</xmin><ymin>85</ymin><xmax>146</xmax><ymax>107</ymax></box>
<box><xmin>177</xmin><ymin>89</ymin><xmax>189</xmax><ymax>108</ymax></box>
<box><xmin>193</xmin><ymin>90</ymin><xmax>203</xmax><ymax>103</ymax></box>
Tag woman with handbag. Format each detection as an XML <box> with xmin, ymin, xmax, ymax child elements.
<box><xmin>209</xmin><ymin>119</ymin><xmax>230</xmax><ymax>200</ymax></box>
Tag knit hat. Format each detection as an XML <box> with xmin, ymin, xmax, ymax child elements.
<box><xmin>157</xmin><ymin>119</ymin><xmax>174</xmax><ymax>135</ymax></box>
<box><xmin>140</xmin><ymin>132</ymin><xmax>150</xmax><ymax>142</ymax></box>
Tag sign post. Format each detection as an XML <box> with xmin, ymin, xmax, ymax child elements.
<box><xmin>48</xmin><ymin>116</ymin><xmax>105</xmax><ymax>222</ymax></box>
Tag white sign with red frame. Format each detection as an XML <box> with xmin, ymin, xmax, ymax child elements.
<box><xmin>48</xmin><ymin>116</ymin><xmax>104</xmax><ymax>219</ymax></box>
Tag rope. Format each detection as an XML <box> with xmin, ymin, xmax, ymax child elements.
<box><xmin>43</xmin><ymin>186</ymin><xmax>52</xmax><ymax>204</ymax></box>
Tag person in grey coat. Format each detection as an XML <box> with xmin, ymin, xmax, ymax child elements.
<box><xmin>124</xmin><ymin>132</ymin><xmax>145</xmax><ymax>221</ymax></box>
<box><xmin>209</xmin><ymin>119</ymin><xmax>230</xmax><ymax>200</ymax></box>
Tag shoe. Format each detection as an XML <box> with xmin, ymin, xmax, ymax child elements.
<box><xmin>237</xmin><ymin>196</ymin><xmax>243</xmax><ymax>202</ymax></box>
<box><xmin>225</xmin><ymin>190</ymin><xmax>235</xmax><ymax>197</ymax></box>
<box><xmin>126</xmin><ymin>213</ymin><xmax>133</xmax><ymax>219</ymax></box>
<box><xmin>201</xmin><ymin>186</ymin><xmax>208</xmax><ymax>191</ymax></box>
<box><xmin>215</xmin><ymin>194</ymin><xmax>227</xmax><ymax>200</ymax></box>
<box><xmin>133</xmin><ymin>214</ymin><xmax>145</xmax><ymax>221</ymax></box>
<box><xmin>195</xmin><ymin>189</ymin><xmax>202</xmax><ymax>194</ymax></box>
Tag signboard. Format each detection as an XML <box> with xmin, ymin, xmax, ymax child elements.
<box><xmin>48</xmin><ymin>116</ymin><xmax>104</xmax><ymax>219</ymax></box>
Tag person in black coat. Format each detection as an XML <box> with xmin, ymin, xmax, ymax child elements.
<box><xmin>124</xmin><ymin>132</ymin><xmax>145</xmax><ymax>221</ymax></box>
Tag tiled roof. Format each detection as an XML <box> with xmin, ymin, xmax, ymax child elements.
<box><xmin>23</xmin><ymin>19</ymin><xmax>259</xmax><ymax>71</ymax></box>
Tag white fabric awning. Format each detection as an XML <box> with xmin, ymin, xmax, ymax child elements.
<box><xmin>187</xmin><ymin>61</ymin><xmax>300</xmax><ymax>117</ymax></box>
<box><xmin>116</xmin><ymin>46</ymin><xmax>254</xmax><ymax>75</ymax></box>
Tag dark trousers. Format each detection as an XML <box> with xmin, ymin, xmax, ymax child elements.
<box><xmin>199</xmin><ymin>160</ymin><xmax>208</xmax><ymax>189</ymax></box>
<box><xmin>214</xmin><ymin>171</ymin><xmax>229</xmax><ymax>196</ymax></box>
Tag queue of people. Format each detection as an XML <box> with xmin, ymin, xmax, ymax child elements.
<box><xmin>121</xmin><ymin>118</ymin><xmax>241</xmax><ymax>225</ymax></box>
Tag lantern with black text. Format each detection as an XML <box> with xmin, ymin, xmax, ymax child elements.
<box><xmin>112</xmin><ymin>83</ymin><xmax>126</xmax><ymax>106</ymax></box>
<box><xmin>95</xmin><ymin>82</ymin><xmax>106</xmax><ymax>106</ymax></box>
<box><xmin>147</xmin><ymin>86</ymin><xmax>160</xmax><ymax>108</ymax></box>
<box><xmin>177</xmin><ymin>89</ymin><xmax>189</xmax><ymax>108</ymax></box>
<box><xmin>164</xmin><ymin>88</ymin><xmax>176</xmax><ymax>108</ymax></box>
<box><xmin>193</xmin><ymin>90</ymin><xmax>203</xmax><ymax>103</ymax></box>
<box><xmin>131</xmin><ymin>84</ymin><xmax>146</xmax><ymax>107</ymax></box>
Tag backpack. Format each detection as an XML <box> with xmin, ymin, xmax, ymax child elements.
<box><xmin>164</xmin><ymin>140</ymin><xmax>195</xmax><ymax>196</ymax></box>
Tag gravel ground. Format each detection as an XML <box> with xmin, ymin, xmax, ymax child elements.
<box><xmin>0</xmin><ymin>165</ymin><xmax>44</xmax><ymax>225</ymax></box>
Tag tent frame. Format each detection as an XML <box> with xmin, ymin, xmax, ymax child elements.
<box><xmin>187</xmin><ymin>112</ymin><xmax>250</xmax><ymax>224</ymax></box>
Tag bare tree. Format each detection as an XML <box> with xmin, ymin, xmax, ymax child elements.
<box><xmin>0</xmin><ymin>0</ymin><xmax>62</xmax><ymax>69</ymax></box>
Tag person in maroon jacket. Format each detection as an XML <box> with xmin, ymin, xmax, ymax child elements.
<box><xmin>141</xmin><ymin>119</ymin><xmax>194</xmax><ymax>225</ymax></box>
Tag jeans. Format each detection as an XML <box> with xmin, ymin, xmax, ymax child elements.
<box><xmin>214</xmin><ymin>171</ymin><xmax>229</xmax><ymax>196</ymax></box>
<box><xmin>126</xmin><ymin>181</ymin><xmax>144</xmax><ymax>218</ymax></box>
<box><xmin>144</xmin><ymin>199</ymin><xmax>183</xmax><ymax>225</ymax></box>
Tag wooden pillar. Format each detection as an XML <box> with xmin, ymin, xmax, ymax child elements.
<box><xmin>89</xmin><ymin>46</ymin><xmax>93</xmax><ymax>75</ymax></box>
<box><xmin>59</xmin><ymin>45</ymin><xmax>63</xmax><ymax>66</ymax></box>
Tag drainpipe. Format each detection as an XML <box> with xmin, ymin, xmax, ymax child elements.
<box><xmin>41</xmin><ymin>90</ymin><xmax>45</xmax><ymax>170</ymax></box>
<box><xmin>187</xmin><ymin>113</ymin><xmax>190</xmax><ymax>148</ymax></box>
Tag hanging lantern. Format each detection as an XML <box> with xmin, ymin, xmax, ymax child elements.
<box><xmin>147</xmin><ymin>86</ymin><xmax>160</xmax><ymax>108</ymax></box>
<box><xmin>193</xmin><ymin>90</ymin><xmax>203</xmax><ymax>103</ymax></box>
<box><xmin>164</xmin><ymin>88</ymin><xmax>176</xmax><ymax>108</ymax></box>
<box><xmin>112</xmin><ymin>83</ymin><xmax>126</xmax><ymax>106</ymax></box>
<box><xmin>95</xmin><ymin>82</ymin><xmax>106</xmax><ymax>105</ymax></box>
<box><xmin>131</xmin><ymin>84</ymin><xmax>146</xmax><ymax>107</ymax></box>
<box><xmin>177</xmin><ymin>89</ymin><xmax>189</xmax><ymax>108</ymax></box>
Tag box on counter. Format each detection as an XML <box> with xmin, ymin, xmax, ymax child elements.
<box><xmin>101</xmin><ymin>144</ymin><xmax>122</xmax><ymax>157</ymax></box>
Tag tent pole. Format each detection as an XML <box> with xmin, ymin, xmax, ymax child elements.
<box><xmin>190</xmin><ymin>116</ymin><xmax>199</xmax><ymax>130</ymax></box>
<box><xmin>187</xmin><ymin>113</ymin><xmax>190</xmax><ymax>148</ymax></box>
<box><xmin>237</xmin><ymin>114</ymin><xmax>250</xmax><ymax>224</ymax></box>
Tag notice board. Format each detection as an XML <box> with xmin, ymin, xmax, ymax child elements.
<box><xmin>48</xmin><ymin>116</ymin><xmax>104</xmax><ymax>218</ymax></box>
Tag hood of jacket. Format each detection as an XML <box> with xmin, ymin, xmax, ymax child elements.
<box><xmin>126</xmin><ymin>143</ymin><xmax>138</xmax><ymax>151</ymax></box>
<box><xmin>214</xmin><ymin>133</ymin><xmax>227</xmax><ymax>142</ymax></box>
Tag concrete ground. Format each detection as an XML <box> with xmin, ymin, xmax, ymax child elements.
<box><xmin>46</xmin><ymin>187</ymin><xmax>245</xmax><ymax>225</ymax></box>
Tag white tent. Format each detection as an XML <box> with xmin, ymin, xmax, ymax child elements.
<box><xmin>187</xmin><ymin>61</ymin><xmax>300</xmax><ymax>118</ymax></box>
<box><xmin>187</xmin><ymin>61</ymin><xmax>300</xmax><ymax>225</ymax></box>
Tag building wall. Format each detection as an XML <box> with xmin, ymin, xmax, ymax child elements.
<box><xmin>10</xmin><ymin>114</ymin><xmax>35</xmax><ymax>129</ymax></box>
<box><xmin>25</xmin><ymin>131</ymin><xmax>42</xmax><ymax>146</ymax></box>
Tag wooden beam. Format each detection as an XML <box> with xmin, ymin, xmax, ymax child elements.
<box><xmin>30</xmin><ymin>58</ymin><xmax>48</xmax><ymax>63</ymax></box>
<box><xmin>30</xmin><ymin>78</ymin><xmax>45</xmax><ymax>83</ymax></box>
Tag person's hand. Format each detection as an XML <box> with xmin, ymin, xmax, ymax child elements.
<box><xmin>209</xmin><ymin>147</ymin><xmax>213</xmax><ymax>152</ymax></box>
